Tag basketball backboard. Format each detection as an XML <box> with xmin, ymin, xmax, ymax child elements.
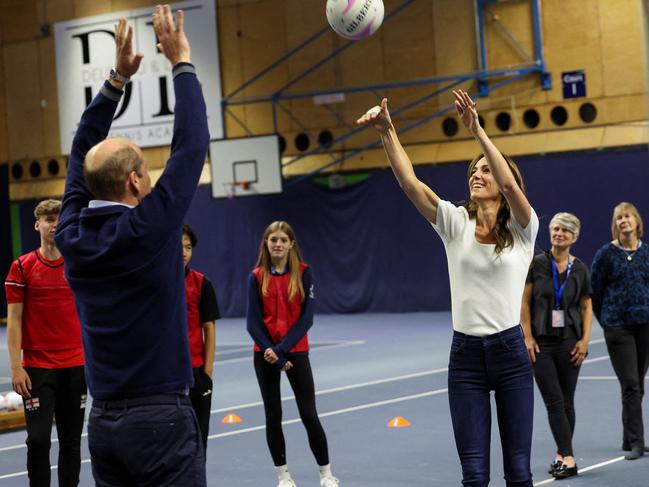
<box><xmin>210</xmin><ymin>135</ymin><xmax>282</xmax><ymax>198</ymax></box>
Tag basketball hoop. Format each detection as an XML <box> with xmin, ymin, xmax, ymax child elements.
<box><xmin>222</xmin><ymin>181</ymin><xmax>252</xmax><ymax>199</ymax></box>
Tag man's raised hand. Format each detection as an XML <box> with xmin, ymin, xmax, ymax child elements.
<box><xmin>114</xmin><ymin>18</ymin><xmax>144</xmax><ymax>78</ymax></box>
<box><xmin>153</xmin><ymin>4</ymin><xmax>191</xmax><ymax>66</ymax></box>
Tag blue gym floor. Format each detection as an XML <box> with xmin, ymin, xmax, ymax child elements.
<box><xmin>0</xmin><ymin>312</ymin><xmax>646</xmax><ymax>486</ymax></box>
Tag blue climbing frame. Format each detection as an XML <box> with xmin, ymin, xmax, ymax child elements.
<box><xmin>220</xmin><ymin>0</ymin><xmax>552</xmax><ymax>186</ymax></box>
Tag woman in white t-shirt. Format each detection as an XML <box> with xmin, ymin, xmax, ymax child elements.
<box><xmin>357</xmin><ymin>90</ymin><xmax>539</xmax><ymax>487</ymax></box>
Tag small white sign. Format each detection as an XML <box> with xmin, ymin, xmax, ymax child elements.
<box><xmin>54</xmin><ymin>0</ymin><xmax>223</xmax><ymax>153</ymax></box>
<box><xmin>313</xmin><ymin>93</ymin><xmax>346</xmax><ymax>105</ymax></box>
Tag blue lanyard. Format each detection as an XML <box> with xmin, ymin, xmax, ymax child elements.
<box><xmin>551</xmin><ymin>258</ymin><xmax>572</xmax><ymax>310</ymax></box>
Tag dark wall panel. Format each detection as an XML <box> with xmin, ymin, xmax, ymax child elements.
<box><xmin>0</xmin><ymin>165</ymin><xmax>12</xmax><ymax>317</ymax></box>
<box><xmin>14</xmin><ymin>147</ymin><xmax>649</xmax><ymax>317</ymax></box>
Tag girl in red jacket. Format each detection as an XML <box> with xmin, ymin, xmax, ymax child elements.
<box><xmin>247</xmin><ymin>221</ymin><xmax>339</xmax><ymax>487</ymax></box>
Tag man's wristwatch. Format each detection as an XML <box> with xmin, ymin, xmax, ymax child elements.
<box><xmin>108</xmin><ymin>67</ymin><xmax>130</xmax><ymax>84</ymax></box>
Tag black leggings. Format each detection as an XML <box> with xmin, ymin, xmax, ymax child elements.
<box><xmin>254</xmin><ymin>352</ymin><xmax>329</xmax><ymax>466</ymax></box>
<box><xmin>604</xmin><ymin>325</ymin><xmax>649</xmax><ymax>449</ymax></box>
<box><xmin>532</xmin><ymin>337</ymin><xmax>580</xmax><ymax>457</ymax></box>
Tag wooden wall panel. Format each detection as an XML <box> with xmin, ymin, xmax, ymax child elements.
<box><xmin>0</xmin><ymin>0</ymin><xmax>647</xmax><ymax>177</ymax></box>
<box><xmin>542</xmin><ymin>0</ymin><xmax>602</xmax><ymax>102</ymax></box>
<box><xmin>3</xmin><ymin>41</ymin><xmax>44</xmax><ymax>159</ymax></box>
<box><xmin>238</xmin><ymin>0</ymin><xmax>287</xmax><ymax>96</ymax></box>
<box><xmin>0</xmin><ymin>48</ymin><xmax>7</xmax><ymax>162</ymax></box>
<box><xmin>72</xmin><ymin>0</ymin><xmax>111</xmax><ymax>18</ymax></box>
<box><xmin>1</xmin><ymin>0</ymin><xmax>40</xmax><ymax>43</ymax></box>
<box><xmin>43</xmin><ymin>0</ymin><xmax>74</xmax><ymax>23</ymax></box>
<box><xmin>486</xmin><ymin>1</ymin><xmax>534</xmax><ymax>70</ymax></box>
<box><xmin>599</xmin><ymin>0</ymin><xmax>646</xmax><ymax>96</ymax></box>
<box><xmin>39</xmin><ymin>37</ymin><xmax>60</xmax><ymax>156</ymax></box>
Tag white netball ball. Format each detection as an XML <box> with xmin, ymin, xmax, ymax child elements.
<box><xmin>5</xmin><ymin>391</ymin><xmax>23</xmax><ymax>411</ymax></box>
<box><xmin>326</xmin><ymin>0</ymin><xmax>384</xmax><ymax>41</ymax></box>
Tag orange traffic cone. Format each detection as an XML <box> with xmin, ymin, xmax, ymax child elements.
<box><xmin>221</xmin><ymin>413</ymin><xmax>243</xmax><ymax>424</ymax></box>
<box><xmin>387</xmin><ymin>416</ymin><xmax>411</xmax><ymax>428</ymax></box>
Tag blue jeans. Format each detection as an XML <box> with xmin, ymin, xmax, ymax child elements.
<box><xmin>88</xmin><ymin>394</ymin><xmax>206</xmax><ymax>486</ymax></box>
<box><xmin>448</xmin><ymin>325</ymin><xmax>534</xmax><ymax>487</ymax></box>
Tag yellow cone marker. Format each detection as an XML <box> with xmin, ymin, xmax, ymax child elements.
<box><xmin>387</xmin><ymin>416</ymin><xmax>411</xmax><ymax>428</ymax></box>
<box><xmin>221</xmin><ymin>413</ymin><xmax>243</xmax><ymax>424</ymax></box>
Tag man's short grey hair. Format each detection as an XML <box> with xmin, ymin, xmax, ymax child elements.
<box><xmin>549</xmin><ymin>212</ymin><xmax>581</xmax><ymax>237</ymax></box>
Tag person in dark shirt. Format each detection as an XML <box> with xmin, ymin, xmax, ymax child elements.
<box><xmin>246</xmin><ymin>221</ymin><xmax>339</xmax><ymax>487</ymax></box>
<box><xmin>591</xmin><ymin>202</ymin><xmax>649</xmax><ymax>460</ymax></box>
<box><xmin>4</xmin><ymin>199</ymin><xmax>86</xmax><ymax>487</ymax></box>
<box><xmin>521</xmin><ymin>212</ymin><xmax>592</xmax><ymax>479</ymax></box>
<box><xmin>182</xmin><ymin>224</ymin><xmax>219</xmax><ymax>456</ymax></box>
<box><xmin>54</xmin><ymin>7</ymin><xmax>209</xmax><ymax>485</ymax></box>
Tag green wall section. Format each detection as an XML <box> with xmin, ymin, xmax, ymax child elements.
<box><xmin>10</xmin><ymin>203</ymin><xmax>21</xmax><ymax>260</ymax></box>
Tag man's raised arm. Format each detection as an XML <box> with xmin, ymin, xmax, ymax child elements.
<box><xmin>57</xmin><ymin>18</ymin><xmax>143</xmax><ymax>236</ymax></box>
<box><xmin>134</xmin><ymin>6</ymin><xmax>209</xmax><ymax>228</ymax></box>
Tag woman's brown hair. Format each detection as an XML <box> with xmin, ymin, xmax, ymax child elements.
<box><xmin>464</xmin><ymin>153</ymin><xmax>526</xmax><ymax>255</ymax></box>
<box><xmin>255</xmin><ymin>221</ymin><xmax>305</xmax><ymax>301</ymax></box>
<box><xmin>611</xmin><ymin>202</ymin><xmax>644</xmax><ymax>240</ymax></box>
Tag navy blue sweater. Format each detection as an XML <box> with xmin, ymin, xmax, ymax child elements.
<box><xmin>55</xmin><ymin>65</ymin><xmax>209</xmax><ymax>399</ymax></box>
<box><xmin>591</xmin><ymin>242</ymin><xmax>649</xmax><ymax>327</ymax></box>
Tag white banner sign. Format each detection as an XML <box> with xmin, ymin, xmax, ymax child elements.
<box><xmin>54</xmin><ymin>0</ymin><xmax>222</xmax><ymax>153</ymax></box>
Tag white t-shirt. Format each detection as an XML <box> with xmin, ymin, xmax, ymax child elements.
<box><xmin>432</xmin><ymin>199</ymin><xmax>539</xmax><ymax>336</ymax></box>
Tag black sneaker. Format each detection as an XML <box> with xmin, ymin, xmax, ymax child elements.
<box><xmin>553</xmin><ymin>463</ymin><xmax>578</xmax><ymax>479</ymax></box>
<box><xmin>625</xmin><ymin>447</ymin><xmax>644</xmax><ymax>460</ymax></box>
<box><xmin>548</xmin><ymin>460</ymin><xmax>562</xmax><ymax>474</ymax></box>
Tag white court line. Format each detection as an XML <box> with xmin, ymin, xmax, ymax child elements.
<box><xmin>0</xmin><ymin>459</ymin><xmax>91</xmax><ymax>480</ymax></box>
<box><xmin>211</xmin><ymin>367</ymin><xmax>449</xmax><ymax>414</ymax></box>
<box><xmin>0</xmin><ymin>389</ymin><xmax>446</xmax><ymax>479</ymax></box>
<box><xmin>0</xmin><ymin>352</ymin><xmax>613</xmax><ymax>456</ymax></box>
<box><xmin>533</xmin><ymin>456</ymin><xmax>625</xmax><ymax>485</ymax></box>
<box><xmin>209</xmin><ymin>389</ymin><xmax>447</xmax><ymax>440</ymax></box>
<box><xmin>582</xmin><ymin>355</ymin><xmax>610</xmax><ymax>365</ymax></box>
<box><xmin>0</xmin><ymin>364</ymin><xmax>447</xmax><ymax>454</ymax></box>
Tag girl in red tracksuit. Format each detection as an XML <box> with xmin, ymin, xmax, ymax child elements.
<box><xmin>246</xmin><ymin>221</ymin><xmax>339</xmax><ymax>487</ymax></box>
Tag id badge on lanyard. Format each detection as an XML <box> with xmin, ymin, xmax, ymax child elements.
<box><xmin>551</xmin><ymin>258</ymin><xmax>572</xmax><ymax>328</ymax></box>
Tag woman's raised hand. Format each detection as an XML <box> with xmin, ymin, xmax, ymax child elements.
<box><xmin>453</xmin><ymin>90</ymin><xmax>480</xmax><ymax>135</ymax></box>
<box><xmin>356</xmin><ymin>98</ymin><xmax>392</xmax><ymax>135</ymax></box>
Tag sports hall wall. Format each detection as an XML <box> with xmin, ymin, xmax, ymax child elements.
<box><xmin>12</xmin><ymin>146</ymin><xmax>649</xmax><ymax>316</ymax></box>
<box><xmin>0</xmin><ymin>0</ymin><xmax>648</xmax><ymax>317</ymax></box>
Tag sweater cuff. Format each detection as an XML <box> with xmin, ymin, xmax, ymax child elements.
<box><xmin>272</xmin><ymin>346</ymin><xmax>286</xmax><ymax>360</ymax></box>
<box><xmin>100</xmin><ymin>81</ymin><xmax>124</xmax><ymax>102</ymax></box>
<box><xmin>172</xmin><ymin>62</ymin><xmax>196</xmax><ymax>79</ymax></box>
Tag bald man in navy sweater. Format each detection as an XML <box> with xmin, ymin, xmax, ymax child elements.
<box><xmin>54</xmin><ymin>6</ymin><xmax>209</xmax><ymax>485</ymax></box>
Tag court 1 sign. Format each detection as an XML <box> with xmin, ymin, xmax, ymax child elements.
<box><xmin>562</xmin><ymin>70</ymin><xmax>586</xmax><ymax>99</ymax></box>
<box><xmin>54</xmin><ymin>0</ymin><xmax>222</xmax><ymax>152</ymax></box>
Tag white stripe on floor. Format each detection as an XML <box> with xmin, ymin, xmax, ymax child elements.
<box><xmin>533</xmin><ymin>455</ymin><xmax>625</xmax><ymax>485</ymax></box>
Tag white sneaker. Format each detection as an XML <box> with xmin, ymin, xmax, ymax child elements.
<box><xmin>277</xmin><ymin>479</ymin><xmax>297</xmax><ymax>487</ymax></box>
<box><xmin>320</xmin><ymin>477</ymin><xmax>340</xmax><ymax>487</ymax></box>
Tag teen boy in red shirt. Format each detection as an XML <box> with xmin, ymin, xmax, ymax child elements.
<box><xmin>4</xmin><ymin>199</ymin><xmax>86</xmax><ymax>487</ymax></box>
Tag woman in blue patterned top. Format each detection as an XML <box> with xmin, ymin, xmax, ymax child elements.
<box><xmin>591</xmin><ymin>202</ymin><xmax>649</xmax><ymax>460</ymax></box>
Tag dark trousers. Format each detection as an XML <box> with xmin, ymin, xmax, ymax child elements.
<box><xmin>448</xmin><ymin>326</ymin><xmax>534</xmax><ymax>487</ymax></box>
<box><xmin>88</xmin><ymin>395</ymin><xmax>206</xmax><ymax>487</ymax></box>
<box><xmin>533</xmin><ymin>337</ymin><xmax>580</xmax><ymax>457</ymax></box>
<box><xmin>254</xmin><ymin>352</ymin><xmax>329</xmax><ymax>466</ymax></box>
<box><xmin>23</xmin><ymin>365</ymin><xmax>86</xmax><ymax>487</ymax></box>
<box><xmin>189</xmin><ymin>367</ymin><xmax>213</xmax><ymax>457</ymax></box>
<box><xmin>604</xmin><ymin>325</ymin><xmax>649</xmax><ymax>449</ymax></box>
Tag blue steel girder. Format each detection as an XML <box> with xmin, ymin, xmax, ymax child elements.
<box><xmin>220</xmin><ymin>0</ymin><xmax>552</xmax><ymax>183</ymax></box>
<box><xmin>285</xmin><ymin>68</ymin><xmax>534</xmax><ymax>187</ymax></box>
<box><xmin>475</xmin><ymin>0</ymin><xmax>551</xmax><ymax>94</ymax></box>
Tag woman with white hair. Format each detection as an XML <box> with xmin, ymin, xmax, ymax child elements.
<box><xmin>521</xmin><ymin>212</ymin><xmax>593</xmax><ymax>479</ymax></box>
